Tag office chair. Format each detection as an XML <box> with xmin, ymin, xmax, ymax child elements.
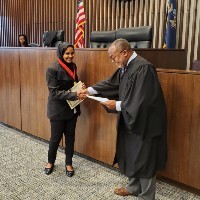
<box><xmin>115</xmin><ymin>26</ymin><xmax>152</xmax><ymax>48</ymax></box>
<box><xmin>90</xmin><ymin>30</ymin><xmax>116</xmax><ymax>48</ymax></box>
<box><xmin>192</xmin><ymin>60</ymin><xmax>200</xmax><ymax>71</ymax></box>
<box><xmin>90</xmin><ymin>26</ymin><xmax>152</xmax><ymax>49</ymax></box>
<box><xmin>43</xmin><ymin>30</ymin><xmax>64</xmax><ymax>47</ymax></box>
<box><xmin>29</xmin><ymin>43</ymin><xmax>40</xmax><ymax>47</ymax></box>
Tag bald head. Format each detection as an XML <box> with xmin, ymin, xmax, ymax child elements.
<box><xmin>109</xmin><ymin>38</ymin><xmax>132</xmax><ymax>52</ymax></box>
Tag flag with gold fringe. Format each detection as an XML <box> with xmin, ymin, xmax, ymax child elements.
<box><xmin>74</xmin><ymin>0</ymin><xmax>86</xmax><ymax>48</ymax></box>
<box><xmin>163</xmin><ymin>0</ymin><xmax>177</xmax><ymax>48</ymax></box>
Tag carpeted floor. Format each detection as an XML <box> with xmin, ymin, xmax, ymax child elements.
<box><xmin>0</xmin><ymin>123</ymin><xmax>199</xmax><ymax>200</ymax></box>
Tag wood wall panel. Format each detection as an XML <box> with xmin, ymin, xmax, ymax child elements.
<box><xmin>19</xmin><ymin>48</ymin><xmax>53</xmax><ymax>140</ymax></box>
<box><xmin>157</xmin><ymin>70</ymin><xmax>200</xmax><ymax>190</ymax></box>
<box><xmin>0</xmin><ymin>0</ymin><xmax>199</xmax><ymax>68</ymax></box>
<box><xmin>0</xmin><ymin>48</ymin><xmax>21</xmax><ymax>129</ymax></box>
<box><xmin>74</xmin><ymin>49</ymin><xmax>117</xmax><ymax>164</ymax></box>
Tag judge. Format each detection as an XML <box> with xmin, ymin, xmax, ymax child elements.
<box><xmin>85</xmin><ymin>38</ymin><xmax>167</xmax><ymax>200</ymax></box>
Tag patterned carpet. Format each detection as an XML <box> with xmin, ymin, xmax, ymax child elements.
<box><xmin>0</xmin><ymin>123</ymin><xmax>199</xmax><ymax>200</ymax></box>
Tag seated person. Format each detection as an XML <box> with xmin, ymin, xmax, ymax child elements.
<box><xmin>18</xmin><ymin>34</ymin><xmax>30</xmax><ymax>47</ymax></box>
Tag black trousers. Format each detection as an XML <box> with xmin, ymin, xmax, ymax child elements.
<box><xmin>48</xmin><ymin>116</ymin><xmax>77</xmax><ymax>166</ymax></box>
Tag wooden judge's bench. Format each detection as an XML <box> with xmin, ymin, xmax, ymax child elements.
<box><xmin>0</xmin><ymin>47</ymin><xmax>199</xmax><ymax>191</ymax></box>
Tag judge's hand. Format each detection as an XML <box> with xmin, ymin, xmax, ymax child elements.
<box><xmin>101</xmin><ymin>100</ymin><xmax>116</xmax><ymax>110</ymax></box>
<box><xmin>80</xmin><ymin>88</ymin><xmax>90</xmax><ymax>95</ymax></box>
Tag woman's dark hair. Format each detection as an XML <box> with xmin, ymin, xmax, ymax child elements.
<box><xmin>18</xmin><ymin>34</ymin><xmax>29</xmax><ymax>47</ymax></box>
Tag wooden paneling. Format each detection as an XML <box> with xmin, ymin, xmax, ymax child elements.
<box><xmin>0</xmin><ymin>47</ymin><xmax>200</xmax><ymax>189</ymax></box>
<box><xmin>74</xmin><ymin>49</ymin><xmax>117</xmax><ymax>164</ymax></box>
<box><xmin>0</xmin><ymin>48</ymin><xmax>21</xmax><ymax>129</ymax></box>
<box><xmin>157</xmin><ymin>69</ymin><xmax>200</xmax><ymax>190</ymax></box>
<box><xmin>134</xmin><ymin>49</ymin><xmax>186</xmax><ymax>69</ymax></box>
<box><xmin>0</xmin><ymin>0</ymin><xmax>200</xmax><ymax>68</ymax></box>
<box><xmin>19</xmin><ymin>48</ymin><xmax>53</xmax><ymax>140</ymax></box>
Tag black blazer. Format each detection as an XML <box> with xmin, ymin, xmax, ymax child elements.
<box><xmin>46</xmin><ymin>61</ymin><xmax>80</xmax><ymax>120</ymax></box>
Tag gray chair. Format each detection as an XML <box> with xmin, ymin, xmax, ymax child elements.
<box><xmin>29</xmin><ymin>43</ymin><xmax>40</xmax><ymax>47</ymax></box>
<box><xmin>192</xmin><ymin>60</ymin><xmax>200</xmax><ymax>71</ymax></box>
<box><xmin>43</xmin><ymin>30</ymin><xmax>64</xmax><ymax>47</ymax></box>
<box><xmin>90</xmin><ymin>30</ymin><xmax>116</xmax><ymax>48</ymax></box>
<box><xmin>115</xmin><ymin>26</ymin><xmax>152</xmax><ymax>48</ymax></box>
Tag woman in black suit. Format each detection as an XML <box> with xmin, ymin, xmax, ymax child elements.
<box><xmin>44</xmin><ymin>42</ymin><xmax>86</xmax><ymax>177</ymax></box>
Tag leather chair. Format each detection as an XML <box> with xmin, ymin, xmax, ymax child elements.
<box><xmin>115</xmin><ymin>26</ymin><xmax>152</xmax><ymax>48</ymax></box>
<box><xmin>90</xmin><ymin>26</ymin><xmax>152</xmax><ymax>48</ymax></box>
<box><xmin>90</xmin><ymin>30</ymin><xmax>116</xmax><ymax>48</ymax></box>
<box><xmin>43</xmin><ymin>30</ymin><xmax>64</xmax><ymax>47</ymax></box>
<box><xmin>29</xmin><ymin>43</ymin><xmax>40</xmax><ymax>47</ymax></box>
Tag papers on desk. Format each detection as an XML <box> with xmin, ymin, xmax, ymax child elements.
<box><xmin>86</xmin><ymin>95</ymin><xmax>109</xmax><ymax>103</ymax></box>
<box><xmin>67</xmin><ymin>81</ymin><xmax>84</xmax><ymax>109</ymax></box>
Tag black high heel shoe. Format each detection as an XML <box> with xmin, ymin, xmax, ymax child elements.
<box><xmin>44</xmin><ymin>164</ymin><xmax>54</xmax><ymax>175</ymax></box>
<box><xmin>66</xmin><ymin>166</ymin><xmax>74</xmax><ymax>177</ymax></box>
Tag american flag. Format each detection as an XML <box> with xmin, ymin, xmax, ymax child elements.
<box><xmin>74</xmin><ymin>0</ymin><xmax>86</xmax><ymax>48</ymax></box>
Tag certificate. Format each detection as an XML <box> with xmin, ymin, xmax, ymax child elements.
<box><xmin>67</xmin><ymin>81</ymin><xmax>84</xmax><ymax>109</ymax></box>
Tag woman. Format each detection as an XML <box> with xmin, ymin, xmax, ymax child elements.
<box><xmin>18</xmin><ymin>34</ymin><xmax>30</xmax><ymax>47</ymax></box>
<box><xmin>44</xmin><ymin>42</ymin><xmax>86</xmax><ymax>177</ymax></box>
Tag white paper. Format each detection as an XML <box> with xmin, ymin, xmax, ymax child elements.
<box><xmin>86</xmin><ymin>95</ymin><xmax>109</xmax><ymax>103</ymax></box>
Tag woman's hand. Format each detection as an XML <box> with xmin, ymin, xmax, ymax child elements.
<box><xmin>82</xmin><ymin>83</ymin><xmax>86</xmax><ymax>89</ymax></box>
<box><xmin>77</xmin><ymin>89</ymin><xmax>87</xmax><ymax>100</ymax></box>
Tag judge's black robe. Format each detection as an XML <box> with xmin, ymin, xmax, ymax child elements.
<box><xmin>92</xmin><ymin>55</ymin><xmax>167</xmax><ymax>179</ymax></box>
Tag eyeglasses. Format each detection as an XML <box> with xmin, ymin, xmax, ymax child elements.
<box><xmin>110</xmin><ymin>50</ymin><xmax>124</xmax><ymax>63</ymax></box>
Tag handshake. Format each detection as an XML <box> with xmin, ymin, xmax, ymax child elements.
<box><xmin>77</xmin><ymin>88</ymin><xmax>88</xmax><ymax>100</ymax></box>
<box><xmin>76</xmin><ymin>82</ymin><xmax>89</xmax><ymax>100</ymax></box>
<box><xmin>75</xmin><ymin>82</ymin><xmax>117</xmax><ymax>111</ymax></box>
